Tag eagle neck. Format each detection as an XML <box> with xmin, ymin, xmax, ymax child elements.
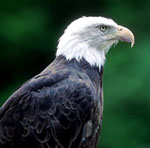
<box><xmin>56</xmin><ymin>35</ymin><xmax>106</xmax><ymax>70</ymax></box>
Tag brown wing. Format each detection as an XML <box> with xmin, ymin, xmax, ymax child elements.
<box><xmin>0</xmin><ymin>72</ymin><xmax>96</xmax><ymax>148</ymax></box>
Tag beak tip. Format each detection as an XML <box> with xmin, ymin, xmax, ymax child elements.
<box><xmin>130</xmin><ymin>34</ymin><xmax>135</xmax><ymax>48</ymax></box>
<box><xmin>131</xmin><ymin>41</ymin><xmax>134</xmax><ymax>48</ymax></box>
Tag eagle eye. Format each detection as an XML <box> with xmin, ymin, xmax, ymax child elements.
<box><xmin>100</xmin><ymin>25</ymin><xmax>107</xmax><ymax>32</ymax></box>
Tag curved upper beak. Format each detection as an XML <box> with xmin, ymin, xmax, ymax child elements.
<box><xmin>114</xmin><ymin>25</ymin><xmax>135</xmax><ymax>47</ymax></box>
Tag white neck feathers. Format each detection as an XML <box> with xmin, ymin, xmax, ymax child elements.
<box><xmin>56</xmin><ymin>34</ymin><xmax>106</xmax><ymax>70</ymax></box>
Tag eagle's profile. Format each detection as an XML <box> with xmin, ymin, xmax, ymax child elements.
<box><xmin>0</xmin><ymin>16</ymin><xmax>134</xmax><ymax>148</ymax></box>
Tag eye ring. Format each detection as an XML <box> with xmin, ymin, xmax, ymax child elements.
<box><xmin>100</xmin><ymin>25</ymin><xmax>107</xmax><ymax>32</ymax></box>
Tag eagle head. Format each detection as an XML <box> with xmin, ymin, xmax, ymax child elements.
<box><xmin>56</xmin><ymin>16</ymin><xmax>134</xmax><ymax>69</ymax></box>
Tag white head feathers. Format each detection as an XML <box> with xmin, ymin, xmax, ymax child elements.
<box><xmin>56</xmin><ymin>16</ymin><xmax>119</xmax><ymax>69</ymax></box>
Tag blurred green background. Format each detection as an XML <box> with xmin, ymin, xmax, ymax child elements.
<box><xmin>0</xmin><ymin>0</ymin><xmax>150</xmax><ymax>148</ymax></box>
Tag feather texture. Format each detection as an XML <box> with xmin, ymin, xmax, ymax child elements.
<box><xmin>0</xmin><ymin>56</ymin><xmax>103</xmax><ymax>148</ymax></box>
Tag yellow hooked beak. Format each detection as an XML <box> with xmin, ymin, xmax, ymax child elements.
<box><xmin>114</xmin><ymin>25</ymin><xmax>135</xmax><ymax>47</ymax></box>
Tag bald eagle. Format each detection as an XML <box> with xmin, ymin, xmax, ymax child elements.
<box><xmin>0</xmin><ymin>16</ymin><xmax>134</xmax><ymax>148</ymax></box>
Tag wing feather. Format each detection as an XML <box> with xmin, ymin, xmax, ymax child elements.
<box><xmin>0</xmin><ymin>73</ymin><xmax>95</xmax><ymax>148</ymax></box>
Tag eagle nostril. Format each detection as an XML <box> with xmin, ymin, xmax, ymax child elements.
<box><xmin>119</xmin><ymin>28</ymin><xmax>123</xmax><ymax>31</ymax></box>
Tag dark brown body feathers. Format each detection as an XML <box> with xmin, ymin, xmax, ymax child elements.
<box><xmin>0</xmin><ymin>56</ymin><xmax>103</xmax><ymax>148</ymax></box>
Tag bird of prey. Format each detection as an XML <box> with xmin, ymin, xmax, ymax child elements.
<box><xmin>0</xmin><ymin>16</ymin><xmax>134</xmax><ymax>148</ymax></box>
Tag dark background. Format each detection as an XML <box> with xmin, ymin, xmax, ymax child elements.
<box><xmin>0</xmin><ymin>0</ymin><xmax>150</xmax><ymax>148</ymax></box>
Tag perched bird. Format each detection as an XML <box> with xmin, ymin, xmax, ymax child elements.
<box><xmin>0</xmin><ymin>16</ymin><xmax>134</xmax><ymax>148</ymax></box>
